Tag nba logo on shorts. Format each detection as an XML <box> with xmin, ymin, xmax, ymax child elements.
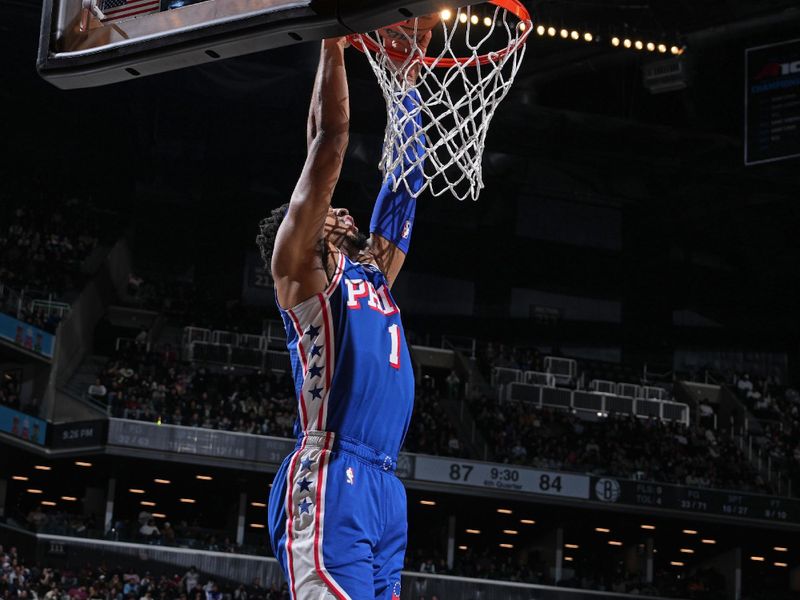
<box><xmin>391</xmin><ymin>581</ymin><xmax>401</xmax><ymax>599</ymax></box>
<box><xmin>401</xmin><ymin>220</ymin><xmax>411</xmax><ymax>239</ymax></box>
<box><xmin>346</xmin><ymin>467</ymin><xmax>355</xmax><ymax>485</ymax></box>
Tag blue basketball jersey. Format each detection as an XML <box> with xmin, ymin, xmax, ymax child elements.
<box><xmin>278</xmin><ymin>252</ymin><xmax>414</xmax><ymax>459</ymax></box>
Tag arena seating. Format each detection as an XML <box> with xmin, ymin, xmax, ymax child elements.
<box><xmin>0</xmin><ymin>197</ymin><xmax>110</xmax><ymax>333</ymax></box>
<box><xmin>0</xmin><ymin>545</ymin><xmax>289</xmax><ymax>600</ymax></box>
<box><xmin>93</xmin><ymin>344</ymin><xmax>297</xmax><ymax>438</ymax></box>
<box><xmin>470</xmin><ymin>395</ymin><xmax>768</xmax><ymax>492</ymax></box>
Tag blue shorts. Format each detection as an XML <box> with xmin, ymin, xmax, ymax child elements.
<box><xmin>268</xmin><ymin>431</ymin><xmax>407</xmax><ymax>600</ymax></box>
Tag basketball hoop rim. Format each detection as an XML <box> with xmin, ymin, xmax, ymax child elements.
<box><xmin>347</xmin><ymin>0</ymin><xmax>532</xmax><ymax>68</ymax></box>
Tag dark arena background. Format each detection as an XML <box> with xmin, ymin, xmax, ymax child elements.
<box><xmin>2</xmin><ymin>0</ymin><xmax>800</xmax><ymax>598</ymax></box>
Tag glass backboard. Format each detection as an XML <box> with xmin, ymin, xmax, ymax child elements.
<box><xmin>37</xmin><ymin>0</ymin><xmax>470</xmax><ymax>89</ymax></box>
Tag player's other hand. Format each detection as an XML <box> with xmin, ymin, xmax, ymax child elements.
<box><xmin>377</xmin><ymin>14</ymin><xmax>439</xmax><ymax>83</ymax></box>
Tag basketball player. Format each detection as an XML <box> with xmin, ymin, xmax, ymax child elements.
<box><xmin>256</xmin><ymin>23</ymin><xmax>434</xmax><ymax>600</ymax></box>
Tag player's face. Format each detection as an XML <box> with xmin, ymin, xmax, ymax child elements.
<box><xmin>324</xmin><ymin>207</ymin><xmax>367</xmax><ymax>253</ymax></box>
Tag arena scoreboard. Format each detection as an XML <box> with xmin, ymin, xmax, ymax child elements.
<box><xmin>745</xmin><ymin>38</ymin><xmax>800</xmax><ymax>165</ymax></box>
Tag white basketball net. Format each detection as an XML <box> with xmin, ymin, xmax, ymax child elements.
<box><xmin>352</xmin><ymin>4</ymin><xmax>530</xmax><ymax>201</ymax></box>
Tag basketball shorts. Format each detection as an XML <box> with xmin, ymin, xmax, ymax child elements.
<box><xmin>268</xmin><ymin>431</ymin><xmax>407</xmax><ymax>600</ymax></box>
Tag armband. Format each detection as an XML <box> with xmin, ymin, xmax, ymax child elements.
<box><xmin>369</xmin><ymin>89</ymin><xmax>425</xmax><ymax>255</ymax></box>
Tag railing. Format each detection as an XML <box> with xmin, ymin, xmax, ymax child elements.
<box><xmin>441</xmin><ymin>334</ymin><xmax>476</xmax><ymax>359</ymax></box>
<box><xmin>30</xmin><ymin>298</ymin><xmax>71</xmax><ymax>319</ymax></box>
<box><xmin>544</xmin><ymin>356</ymin><xmax>577</xmax><ymax>385</ymax></box>
<box><xmin>505</xmin><ymin>382</ymin><xmax>691</xmax><ymax>426</ymax></box>
<box><xmin>181</xmin><ymin>326</ymin><xmax>289</xmax><ymax>370</ymax></box>
<box><xmin>188</xmin><ymin>341</ymin><xmax>289</xmax><ymax>372</ymax></box>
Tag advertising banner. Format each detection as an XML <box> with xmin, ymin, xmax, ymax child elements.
<box><xmin>0</xmin><ymin>313</ymin><xmax>55</xmax><ymax>359</ymax></box>
<box><xmin>0</xmin><ymin>405</ymin><xmax>47</xmax><ymax>446</ymax></box>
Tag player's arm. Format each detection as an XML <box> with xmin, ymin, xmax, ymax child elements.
<box><xmin>367</xmin><ymin>89</ymin><xmax>425</xmax><ymax>287</ymax></box>
<box><xmin>367</xmin><ymin>22</ymin><xmax>435</xmax><ymax>287</ymax></box>
<box><xmin>271</xmin><ymin>38</ymin><xmax>350</xmax><ymax>308</ymax></box>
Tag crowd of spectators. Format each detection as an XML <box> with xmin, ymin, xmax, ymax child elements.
<box><xmin>91</xmin><ymin>343</ymin><xmax>472</xmax><ymax>459</ymax></box>
<box><xmin>1</xmin><ymin>371</ymin><xmax>22</xmax><ymax>412</ymax></box>
<box><xmin>470</xmin><ymin>397</ymin><xmax>769</xmax><ymax>493</ymax></box>
<box><xmin>0</xmin><ymin>546</ymin><xmax>290</xmax><ymax>600</ymax></box>
<box><xmin>0</xmin><ymin>199</ymin><xmax>102</xmax><ymax>315</ymax></box>
<box><xmin>408</xmin><ymin>546</ymin><xmax>728</xmax><ymax>599</ymax></box>
<box><xmin>91</xmin><ymin>345</ymin><xmax>296</xmax><ymax>438</ymax></box>
<box><xmin>403</xmin><ymin>378</ymin><xmax>468</xmax><ymax>458</ymax></box>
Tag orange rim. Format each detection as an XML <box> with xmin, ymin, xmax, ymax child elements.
<box><xmin>347</xmin><ymin>0</ymin><xmax>532</xmax><ymax>68</ymax></box>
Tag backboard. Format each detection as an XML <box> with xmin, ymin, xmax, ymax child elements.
<box><xmin>37</xmin><ymin>0</ymin><xmax>474</xmax><ymax>89</ymax></box>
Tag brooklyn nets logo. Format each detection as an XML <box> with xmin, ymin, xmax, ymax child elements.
<box><xmin>594</xmin><ymin>478</ymin><xmax>621</xmax><ymax>503</ymax></box>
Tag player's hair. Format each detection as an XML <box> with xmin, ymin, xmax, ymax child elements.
<box><xmin>255</xmin><ymin>203</ymin><xmax>289</xmax><ymax>284</ymax></box>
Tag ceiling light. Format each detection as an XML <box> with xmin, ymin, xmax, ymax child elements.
<box><xmin>570</xmin><ymin>30</ymin><xmax>579</xmax><ymax>40</ymax></box>
<box><xmin>536</xmin><ymin>25</ymin><xmax>545</xmax><ymax>35</ymax></box>
<box><xmin>658</xmin><ymin>43</ymin><xmax>667</xmax><ymax>53</ymax></box>
<box><xmin>634</xmin><ymin>40</ymin><xmax>643</xmax><ymax>50</ymax></box>
<box><xmin>154</xmin><ymin>479</ymin><xmax>171</xmax><ymax>484</ymax></box>
<box><xmin>141</xmin><ymin>501</ymin><xmax>156</xmax><ymax>507</ymax></box>
<box><xmin>519</xmin><ymin>22</ymin><xmax>527</xmax><ymax>31</ymax></box>
<box><xmin>623</xmin><ymin>39</ymin><xmax>632</xmax><ymax>48</ymax></box>
<box><xmin>27</xmin><ymin>489</ymin><xmax>43</xmax><ymax>494</ymax></box>
<box><xmin>560</xmin><ymin>29</ymin><xmax>568</xmax><ymax>39</ymax></box>
<box><xmin>34</xmin><ymin>465</ymin><xmax>51</xmax><ymax>471</ymax></box>
<box><xmin>520</xmin><ymin>519</ymin><xmax>536</xmax><ymax>525</ymax></box>
<box><xmin>420</xmin><ymin>500</ymin><xmax>436</xmax><ymax>506</ymax></box>
<box><xmin>497</xmin><ymin>508</ymin><xmax>512</xmax><ymax>514</ymax></box>
<box><xmin>775</xmin><ymin>562</ymin><xmax>788</xmax><ymax>568</ymax></box>
<box><xmin>646</xmin><ymin>42</ymin><xmax>655</xmax><ymax>51</ymax></box>
<box><xmin>250</xmin><ymin>523</ymin><xmax>265</xmax><ymax>529</ymax></box>
<box><xmin>129</xmin><ymin>489</ymin><xmax>145</xmax><ymax>494</ymax></box>
<box><xmin>41</xmin><ymin>501</ymin><xmax>57</xmax><ymax>506</ymax></box>
<box><xmin>483</xmin><ymin>16</ymin><xmax>492</xmax><ymax>27</ymax></box>
<box><xmin>595</xmin><ymin>528</ymin><xmax>610</xmax><ymax>533</ymax></box>
<box><xmin>196</xmin><ymin>475</ymin><xmax>213</xmax><ymax>481</ymax></box>
<box><xmin>503</xmin><ymin>530</ymin><xmax>518</xmax><ymax>535</ymax></box>
<box><xmin>547</xmin><ymin>27</ymin><xmax>556</xmax><ymax>37</ymax></box>
<box><xmin>152</xmin><ymin>513</ymin><xmax>166</xmax><ymax>518</ymax></box>
<box><xmin>670</xmin><ymin>561</ymin><xmax>684</xmax><ymax>567</ymax></box>
<box><xmin>608</xmin><ymin>541</ymin><xmax>623</xmax><ymax>546</ymax></box>
<box><xmin>584</xmin><ymin>32</ymin><xmax>593</xmax><ymax>42</ymax></box>
<box><xmin>440</xmin><ymin>9</ymin><xmax>452</xmax><ymax>20</ymax></box>
<box><xmin>12</xmin><ymin>476</ymin><xmax>29</xmax><ymax>481</ymax></box>
<box><xmin>701</xmin><ymin>539</ymin><xmax>716</xmax><ymax>545</ymax></box>
<box><xmin>641</xmin><ymin>525</ymin><xmax>656</xmax><ymax>530</ymax></box>
<box><xmin>179</xmin><ymin>498</ymin><xmax>196</xmax><ymax>504</ymax></box>
<box><xmin>682</xmin><ymin>530</ymin><xmax>697</xmax><ymax>535</ymax></box>
<box><xmin>670</xmin><ymin>45</ymin><xmax>681</xmax><ymax>55</ymax></box>
<box><xmin>680</xmin><ymin>549</ymin><xmax>695</xmax><ymax>554</ymax></box>
<box><xmin>774</xmin><ymin>547</ymin><xmax>788</xmax><ymax>552</ymax></box>
<box><xmin>466</xmin><ymin>529</ymin><xmax>481</xmax><ymax>534</ymax></box>
<box><xmin>611</xmin><ymin>37</ymin><xmax>620</xmax><ymax>47</ymax></box>
<box><xmin>499</xmin><ymin>543</ymin><xmax>513</xmax><ymax>549</ymax></box>
<box><xmin>565</xmin><ymin>544</ymin><xmax>579</xmax><ymax>549</ymax></box>
<box><xmin>750</xmin><ymin>556</ymin><xmax>765</xmax><ymax>562</ymax></box>
<box><xmin>470</xmin><ymin>14</ymin><xmax>479</xmax><ymax>25</ymax></box>
<box><xmin>75</xmin><ymin>461</ymin><xmax>92</xmax><ymax>467</ymax></box>
<box><xmin>251</xmin><ymin>502</ymin><xmax>266</xmax><ymax>508</ymax></box>
<box><xmin>458</xmin><ymin>545</ymin><xmax>467</xmax><ymax>550</ymax></box>
<box><xmin>61</xmin><ymin>496</ymin><xmax>77</xmax><ymax>501</ymax></box>
<box><xmin>564</xmin><ymin>556</ymin><xmax>574</xmax><ymax>561</ymax></box>
<box><xmin>459</xmin><ymin>12</ymin><xmax>468</xmax><ymax>24</ymax></box>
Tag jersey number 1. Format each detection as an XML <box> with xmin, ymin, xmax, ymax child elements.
<box><xmin>388</xmin><ymin>324</ymin><xmax>400</xmax><ymax>370</ymax></box>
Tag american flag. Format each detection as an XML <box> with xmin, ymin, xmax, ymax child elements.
<box><xmin>100</xmin><ymin>0</ymin><xmax>160</xmax><ymax>23</ymax></box>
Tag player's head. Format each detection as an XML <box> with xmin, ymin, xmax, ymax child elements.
<box><xmin>256</xmin><ymin>203</ymin><xmax>289</xmax><ymax>283</ymax></box>
<box><xmin>324</xmin><ymin>207</ymin><xmax>368</xmax><ymax>255</ymax></box>
<box><xmin>256</xmin><ymin>204</ymin><xmax>367</xmax><ymax>283</ymax></box>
